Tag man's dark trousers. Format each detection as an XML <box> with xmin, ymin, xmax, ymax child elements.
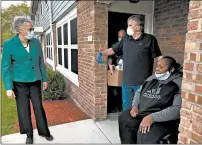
<box><xmin>13</xmin><ymin>80</ymin><xmax>50</xmax><ymax>137</ymax></box>
<box><xmin>118</xmin><ymin>109</ymin><xmax>180</xmax><ymax>144</ymax></box>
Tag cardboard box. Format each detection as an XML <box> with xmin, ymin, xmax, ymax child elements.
<box><xmin>108</xmin><ymin>69</ymin><xmax>123</xmax><ymax>86</ymax></box>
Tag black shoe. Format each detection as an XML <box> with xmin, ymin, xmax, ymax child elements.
<box><xmin>40</xmin><ymin>135</ymin><xmax>54</xmax><ymax>141</ymax></box>
<box><xmin>26</xmin><ymin>136</ymin><xmax>33</xmax><ymax>144</ymax></box>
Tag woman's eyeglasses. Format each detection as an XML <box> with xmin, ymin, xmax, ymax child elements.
<box><xmin>29</xmin><ymin>28</ymin><xmax>35</xmax><ymax>31</ymax></box>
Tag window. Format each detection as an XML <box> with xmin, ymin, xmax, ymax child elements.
<box><xmin>45</xmin><ymin>30</ymin><xmax>54</xmax><ymax>67</ymax></box>
<box><xmin>46</xmin><ymin>33</ymin><xmax>53</xmax><ymax>60</ymax></box>
<box><xmin>56</xmin><ymin>7</ymin><xmax>78</xmax><ymax>86</ymax></box>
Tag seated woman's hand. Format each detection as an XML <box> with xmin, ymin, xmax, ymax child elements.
<box><xmin>139</xmin><ymin>115</ymin><xmax>153</xmax><ymax>133</ymax></box>
<box><xmin>130</xmin><ymin>106</ymin><xmax>138</xmax><ymax>117</ymax></box>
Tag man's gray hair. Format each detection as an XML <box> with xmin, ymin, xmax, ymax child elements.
<box><xmin>128</xmin><ymin>15</ymin><xmax>144</xmax><ymax>32</ymax></box>
<box><xmin>13</xmin><ymin>16</ymin><xmax>33</xmax><ymax>33</ymax></box>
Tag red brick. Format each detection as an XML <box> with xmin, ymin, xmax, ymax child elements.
<box><xmin>193</xmin><ymin>105</ymin><xmax>202</xmax><ymax>115</ymax></box>
<box><xmin>192</xmin><ymin>113</ymin><xmax>202</xmax><ymax>124</ymax></box>
<box><xmin>179</xmin><ymin>125</ymin><xmax>192</xmax><ymax>138</ymax></box>
<box><xmin>192</xmin><ymin>74</ymin><xmax>202</xmax><ymax>83</ymax></box>
<box><xmin>181</xmin><ymin>109</ymin><xmax>192</xmax><ymax>119</ymax></box>
<box><xmin>200</xmin><ymin>43</ymin><xmax>202</xmax><ymax>50</ymax></box>
<box><xmin>190</xmin><ymin>53</ymin><xmax>197</xmax><ymax>61</ymax></box>
<box><xmin>185</xmin><ymin>42</ymin><xmax>196</xmax><ymax>51</ymax></box>
<box><xmin>196</xmin><ymin>53</ymin><xmax>202</xmax><ymax>62</ymax></box>
<box><xmin>195</xmin><ymin>85</ymin><xmax>202</xmax><ymax>94</ymax></box>
<box><xmin>182</xmin><ymin>98</ymin><xmax>194</xmax><ymax>107</ymax></box>
<box><xmin>191</xmin><ymin>132</ymin><xmax>202</xmax><ymax>143</ymax></box>
<box><xmin>184</xmin><ymin>62</ymin><xmax>194</xmax><ymax>71</ymax></box>
<box><xmin>187</xmin><ymin>21</ymin><xmax>198</xmax><ymax>30</ymax></box>
<box><xmin>179</xmin><ymin>134</ymin><xmax>189</xmax><ymax>144</ymax></box>
<box><xmin>196</xmin><ymin>64</ymin><xmax>202</xmax><ymax>73</ymax></box>
<box><xmin>182</xmin><ymin>81</ymin><xmax>193</xmax><ymax>91</ymax></box>
<box><xmin>186</xmin><ymin>32</ymin><xmax>202</xmax><ymax>41</ymax></box>
<box><xmin>181</xmin><ymin>117</ymin><xmax>192</xmax><ymax>128</ymax></box>
<box><xmin>188</xmin><ymin>9</ymin><xmax>202</xmax><ymax>20</ymax></box>
<box><xmin>192</xmin><ymin>122</ymin><xmax>202</xmax><ymax>134</ymax></box>
<box><xmin>183</xmin><ymin>72</ymin><xmax>192</xmax><ymax>81</ymax></box>
<box><xmin>189</xmin><ymin>1</ymin><xmax>201</xmax><ymax>10</ymax></box>
<box><xmin>184</xmin><ymin>53</ymin><xmax>188</xmax><ymax>60</ymax></box>
<box><xmin>189</xmin><ymin>93</ymin><xmax>196</xmax><ymax>102</ymax></box>
<box><xmin>76</xmin><ymin>1</ymin><xmax>108</xmax><ymax>120</ymax></box>
<box><xmin>197</xmin><ymin>96</ymin><xmax>202</xmax><ymax>105</ymax></box>
<box><xmin>182</xmin><ymin>91</ymin><xmax>186</xmax><ymax>99</ymax></box>
<box><xmin>190</xmin><ymin>140</ymin><xmax>198</xmax><ymax>144</ymax></box>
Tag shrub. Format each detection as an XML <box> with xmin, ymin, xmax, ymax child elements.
<box><xmin>43</xmin><ymin>68</ymin><xmax>66</xmax><ymax>100</ymax></box>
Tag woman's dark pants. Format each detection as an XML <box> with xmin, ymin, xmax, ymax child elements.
<box><xmin>13</xmin><ymin>81</ymin><xmax>50</xmax><ymax>137</ymax></box>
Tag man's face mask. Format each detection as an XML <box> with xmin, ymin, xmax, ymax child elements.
<box><xmin>127</xmin><ymin>27</ymin><xmax>134</xmax><ymax>36</ymax></box>
<box><xmin>118</xmin><ymin>37</ymin><xmax>122</xmax><ymax>41</ymax></box>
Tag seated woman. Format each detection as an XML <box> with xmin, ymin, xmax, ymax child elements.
<box><xmin>118</xmin><ymin>56</ymin><xmax>182</xmax><ymax>144</ymax></box>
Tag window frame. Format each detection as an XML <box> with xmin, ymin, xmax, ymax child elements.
<box><xmin>45</xmin><ymin>29</ymin><xmax>54</xmax><ymax>67</ymax></box>
<box><xmin>56</xmin><ymin>7</ymin><xmax>79</xmax><ymax>87</ymax></box>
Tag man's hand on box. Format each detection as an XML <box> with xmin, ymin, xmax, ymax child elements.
<box><xmin>109</xmin><ymin>64</ymin><xmax>115</xmax><ymax>75</ymax></box>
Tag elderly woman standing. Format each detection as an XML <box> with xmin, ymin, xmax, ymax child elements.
<box><xmin>1</xmin><ymin>16</ymin><xmax>53</xmax><ymax>144</ymax></box>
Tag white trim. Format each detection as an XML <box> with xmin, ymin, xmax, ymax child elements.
<box><xmin>56</xmin><ymin>65</ymin><xmax>79</xmax><ymax>87</ymax></box>
<box><xmin>144</xmin><ymin>13</ymin><xmax>153</xmax><ymax>35</ymax></box>
<box><xmin>45</xmin><ymin>29</ymin><xmax>51</xmax><ymax>35</ymax></box>
<box><xmin>46</xmin><ymin>58</ymin><xmax>54</xmax><ymax>67</ymax></box>
<box><xmin>56</xmin><ymin>7</ymin><xmax>77</xmax><ymax>27</ymax></box>
<box><xmin>48</xmin><ymin>0</ymin><xmax>55</xmax><ymax>71</ymax></box>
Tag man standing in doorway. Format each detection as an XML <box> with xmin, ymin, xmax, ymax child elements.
<box><xmin>107</xmin><ymin>29</ymin><xmax>126</xmax><ymax>113</ymax></box>
<box><xmin>108</xmin><ymin>29</ymin><xmax>126</xmax><ymax>74</ymax></box>
<box><xmin>96</xmin><ymin>15</ymin><xmax>162</xmax><ymax>111</ymax></box>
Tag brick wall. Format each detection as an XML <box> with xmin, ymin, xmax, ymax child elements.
<box><xmin>62</xmin><ymin>1</ymin><xmax>108</xmax><ymax>120</ymax></box>
<box><xmin>154</xmin><ymin>0</ymin><xmax>189</xmax><ymax>64</ymax></box>
<box><xmin>179</xmin><ymin>1</ymin><xmax>202</xmax><ymax>144</ymax></box>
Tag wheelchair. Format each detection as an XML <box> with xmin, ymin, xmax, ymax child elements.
<box><xmin>158</xmin><ymin>131</ymin><xmax>179</xmax><ymax>144</ymax></box>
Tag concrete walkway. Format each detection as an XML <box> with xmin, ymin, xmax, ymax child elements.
<box><xmin>1</xmin><ymin>113</ymin><xmax>121</xmax><ymax>144</ymax></box>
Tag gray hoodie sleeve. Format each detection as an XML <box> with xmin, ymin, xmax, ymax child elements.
<box><xmin>132</xmin><ymin>75</ymin><xmax>155</xmax><ymax>108</ymax></box>
<box><xmin>132</xmin><ymin>86</ymin><xmax>142</xmax><ymax>107</ymax></box>
<box><xmin>151</xmin><ymin>77</ymin><xmax>182</xmax><ymax>123</ymax></box>
<box><xmin>151</xmin><ymin>92</ymin><xmax>182</xmax><ymax>123</ymax></box>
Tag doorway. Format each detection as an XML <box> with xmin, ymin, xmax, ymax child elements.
<box><xmin>107</xmin><ymin>11</ymin><xmax>145</xmax><ymax>114</ymax></box>
<box><xmin>108</xmin><ymin>11</ymin><xmax>145</xmax><ymax>47</ymax></box>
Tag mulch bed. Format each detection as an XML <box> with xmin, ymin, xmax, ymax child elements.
<box><xmin>13</xmin><ymin>99</ymin><xmax>89</xmax><ymax>133</ymax></box>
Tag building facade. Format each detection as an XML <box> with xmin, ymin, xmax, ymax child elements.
<box><xmin>31</xmin><ymin>0</ymin><xmax>202</xmax><ymax>143</ymax></box>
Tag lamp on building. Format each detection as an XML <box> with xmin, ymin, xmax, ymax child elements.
<box><xmin>129</xmin><ymin>0</ymin><xmax>139</xmax><ymax>3</ymax></box>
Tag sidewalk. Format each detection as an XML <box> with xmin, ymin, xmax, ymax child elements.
<box><xmin>1</xmin><ymin>113</ymin><xmax>120</xmax><ymax>144</ymax></box>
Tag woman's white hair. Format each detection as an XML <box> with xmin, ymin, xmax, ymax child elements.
<box><xmin>13</xmin><ymin>16</ymin><xmax>33</xmax><ymax>33</ymax></box>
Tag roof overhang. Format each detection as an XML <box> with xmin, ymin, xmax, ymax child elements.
<box><xmin>96</xmin><ymin>0</ymin><xmax>114</xmax><ymax>5</ymax></box>
<box><xmin>34</xmin><ymin>27</ymin><xmax>43</xmax><ymax>35</ymax></box>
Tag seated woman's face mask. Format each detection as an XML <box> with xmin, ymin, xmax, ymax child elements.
<box><xmin>155</xmin><ymin>59</ymin><xmax>172</xmax><ymax>80</ymax></box>
<box><xmin>155</xmin><ymin>71</ymin><xmax>171</xmax><ymax>80</ymax></box>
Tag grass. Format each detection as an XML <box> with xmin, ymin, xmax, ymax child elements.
<box><xmin>1</xmin><ymin>82</ymin><xmax>18</xmax><ymax>136</ymax></box>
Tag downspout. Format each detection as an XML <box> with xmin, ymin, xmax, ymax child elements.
<box><xmin>48</xmin><ymin>0</ymin><xmax>56</xmax><ymax>71</ymax></box>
